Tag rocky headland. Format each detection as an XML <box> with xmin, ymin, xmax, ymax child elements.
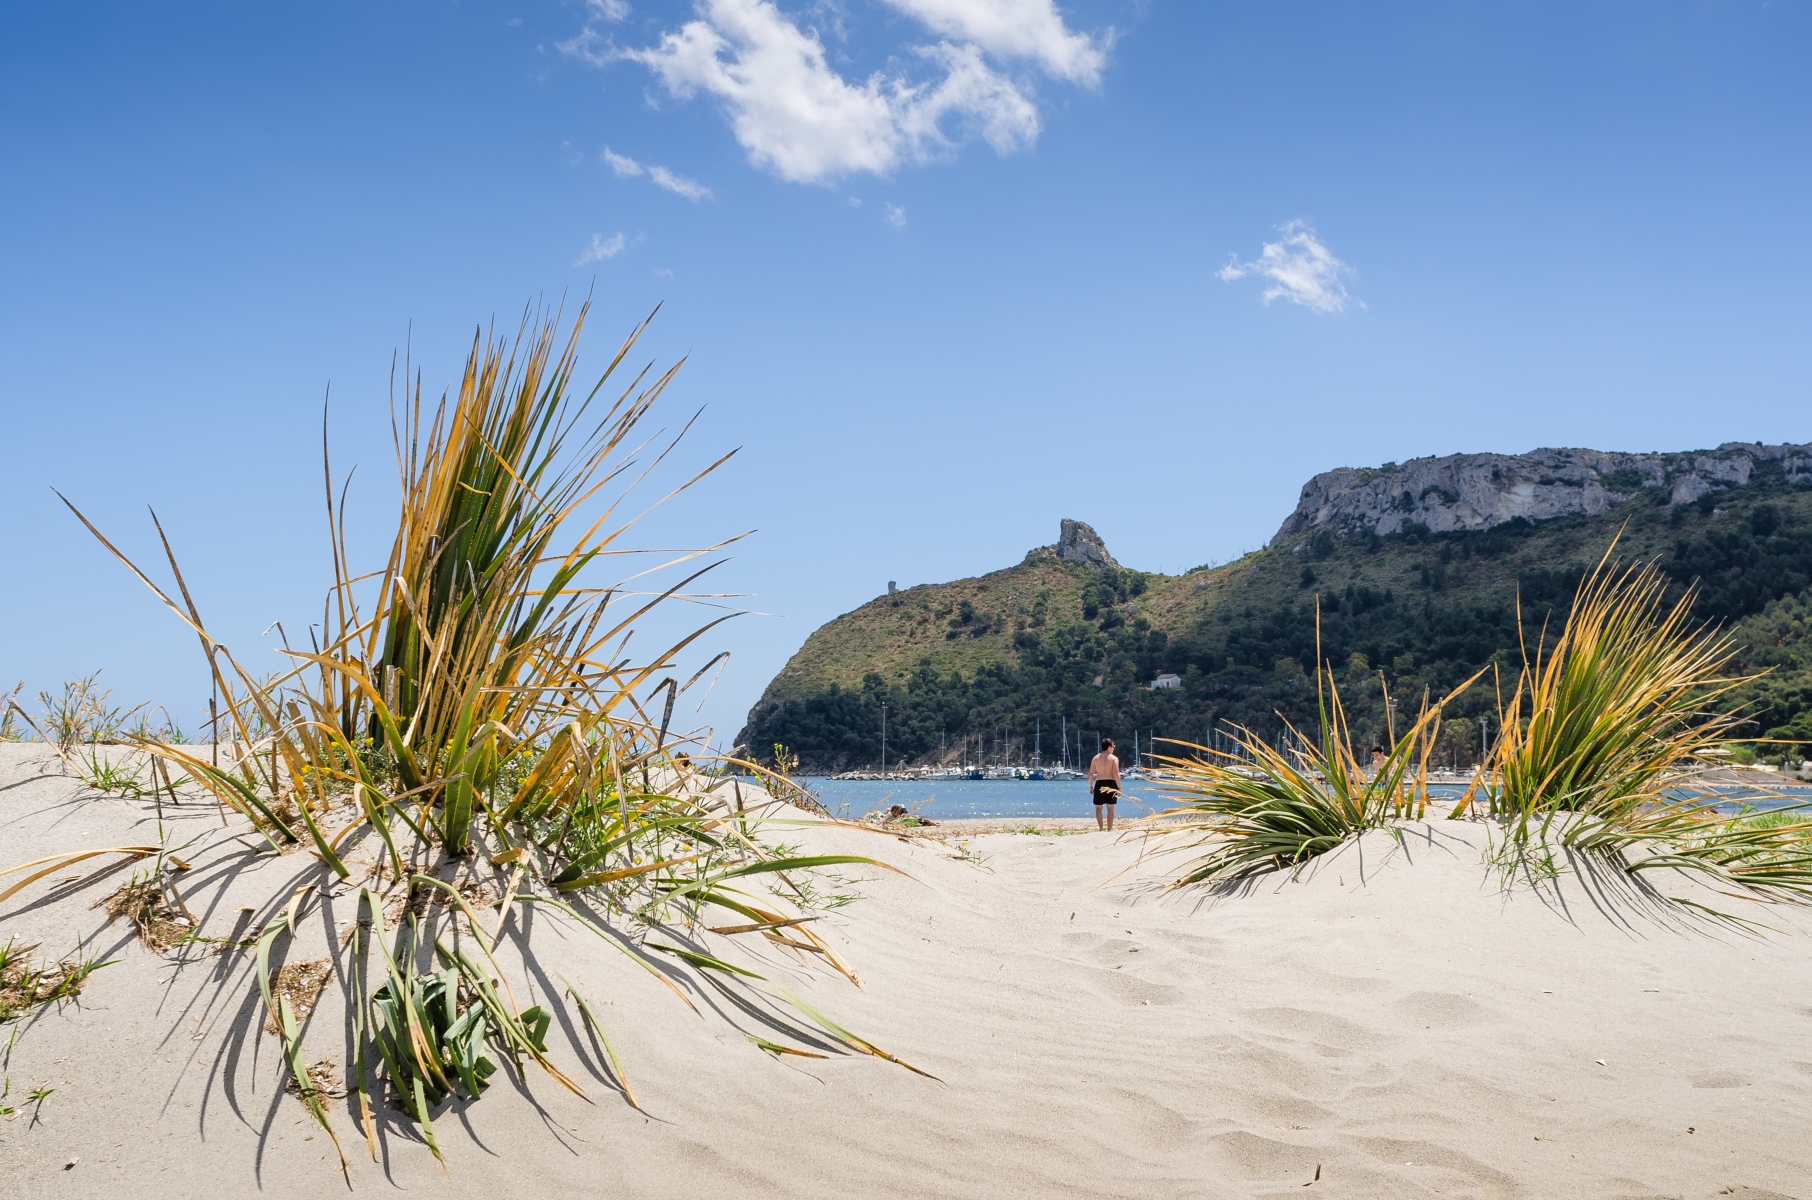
<box><xmin>1271</xmin><ymin>441</ymin><xmax>1812</xmax><ymax>543</ymax></box>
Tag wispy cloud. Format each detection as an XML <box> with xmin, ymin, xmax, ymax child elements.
<box><xmin>603</xmin><ymin>147</ymin><xmax>642</xmax><ymax>177</ymax></box>
<box><xmin>601</xmin><ymin>147</ymin><xmax>714</xmax><ymax>200</ymax></box>
<box><xmin>884</xmin><ymin>202</ymin><xmax>906</xmax><ymax>229</ymax></box>
<box><xmin>576</xmin><ymin>231</ymin><xmax>627</xmax><ymax>264</ymax></box>
<box><xmin>559</xmin><ymin>0</ymin><xmax>633</xmax><ymax>65</ymax></box>
<box><xmin>576</xmin><ymin>0</ymin><xmax>1102</xmax><ymax>185</ymax></box>
<box><xmin>1217</xmin><ymin>222</ymin><xmax>1358</xmax><ymax>314</ymax></box>
<box><xmin>880</xmin><ymin>0</ymin><xmax>1108</xmax><ymax>85</ymax></box>
<box><xmin>648</xmin><ymin>164</ymin><xmax>713</xmax><ymax>200</ymax></box>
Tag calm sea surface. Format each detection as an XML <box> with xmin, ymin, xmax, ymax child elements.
<box><xmin>799</xmin><ymin>777</ymin><xmax>1812</xmax><ymax>821</ymax></box>
<box><xmin>800</xmin><ymin>777</ymin><xmax>1173</xmax><ymax>820</ymax></box>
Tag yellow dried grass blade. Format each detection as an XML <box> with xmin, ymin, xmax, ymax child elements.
<box><xmin>0</xmin><ymin>847</ymin><xmax>178</xmax><ymax>906</ymax></box>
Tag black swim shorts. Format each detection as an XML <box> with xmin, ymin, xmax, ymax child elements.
<box><xmin>1092</xmin><ymin>781</ymin><xmax>1119</xmax><ymax>805</ymax></box>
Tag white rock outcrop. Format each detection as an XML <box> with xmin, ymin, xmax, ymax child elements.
<box><xmin>1271</xmin><ymin>443</ymin><xmax>1812</xmax><ymax>545</ymax></box>
<box><xmin>1025</xmin><ymin>519</ymin><xmax>1120</xmax><ymax>569</ymax></box>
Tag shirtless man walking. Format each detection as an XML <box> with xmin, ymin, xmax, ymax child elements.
<box><xmin>1088</xmin><ymin>737</ymin><xmax>1122</xmax><ymax>831</ymax></box>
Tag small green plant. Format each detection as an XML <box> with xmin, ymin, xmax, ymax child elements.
<box><xmin>767</xmin><ymin>744</ymin><xmax>827</xmax><ymax>813</ymax></box>
<box><xmin>0</xmin><ymin>1080</ymin><xmax>52</xmax><ymax>1124</ymax></box>
<box><xmin>125</xmin><ymin>706</ymin><xmax>190</xmax><ymax>745</ymax></box>
<box><xmin>355</xmin><ymin>904</ymin><xmax>559</xmax><ymax>1160</ymax></box>
<box><xmin>0</xmin><ymin>938</ymin><xmax>116</xmax><ymax>1022</ymax></box>
<box><xmin>77</xmin><ymin>746</ymin><xmax>151</xmax><ymax>797</ymax></box>
<box><xmin>947</xmin><ymin>840</ymin><xmax>993</xmax><ymax>872</ymax></box>
<box><xmin>1482</xmin><ymin>826</ymin><xmax>1567</xmax><ymax>889</ymax></box>
<box><xmin>39</xmin><ymin>672</ymin><xmax>138</xmax><ymax>751</ymax></box>
<box><xmin>0</xmin><ymin>683</ymin><xmax>24</xmax><ymax>741</ymax></box>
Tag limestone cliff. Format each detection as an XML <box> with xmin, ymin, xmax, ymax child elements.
<box><xmin>1271</xmin><ymin>442</ymin><xmax>1812</xmax><ymax>545</ymax></box>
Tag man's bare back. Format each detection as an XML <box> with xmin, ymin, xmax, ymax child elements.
<box><xmin>1087</xmin><ymin>739</ymin><xmax>1121</xmax><ymax>830</ymax></box>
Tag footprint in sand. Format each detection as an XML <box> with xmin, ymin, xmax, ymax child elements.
<box><xmin>1395</xmin><ymin>990</ymin><xmax>1493</xmax><ymax>1029</ymax></box>
<box><xmin>1243</xmin><ymin>1005</ymin><xmax>1390</xmax><ymax>1051</ymax></box>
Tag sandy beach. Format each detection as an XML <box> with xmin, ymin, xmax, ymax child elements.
<box><xmin>2</xmin><ymin>742</ymin><xmax>1809</xmax><ymax>1199</ymax></box>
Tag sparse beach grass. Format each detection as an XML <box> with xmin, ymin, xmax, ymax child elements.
<box><xmin>0</xmin><ymin>938</ymin><xmax>114</xmax><ymax>1023</ymax></box>
<box><xmin>1146</xmin><ymin>609</ymin><xmax>1480</xmax><ymax>885</ymax></box>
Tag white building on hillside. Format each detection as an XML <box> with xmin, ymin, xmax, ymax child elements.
<box><xmin>1149</xmin><ymin>673</ymin><xmax>1182</xmax><ymax>690</ymax></box>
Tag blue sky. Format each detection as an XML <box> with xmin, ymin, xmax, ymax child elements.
<box><xmin>3</xmin><ymin>1</ymin><xmax>1809</xmax><ymax>751</ymax></box>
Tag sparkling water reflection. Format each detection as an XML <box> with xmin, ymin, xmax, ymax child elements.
<box><xmin>801</xmin><ymin>777</ymin><xmax>1174</xmax><ymax>820</ymax></box>
<box><xmin>798</xmin><ymin>777</ymin><xmax>1812</xmax><ymax>821</ymax></box>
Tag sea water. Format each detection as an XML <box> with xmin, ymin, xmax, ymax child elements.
<box><xmin>797</xmin><ymin>777</ymin><xmax>1812</xmax><ymax>822</ymax></box>
<box><xmin>800</xmin><ymin>777</ymin><xmax>1173</xmax><ymax>820</ymax></box>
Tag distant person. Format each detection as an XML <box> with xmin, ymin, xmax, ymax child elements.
<box><xmin>1089</xmin><ymin>737</ymin><xmax>1122</xmax><ymax>831</ymax></box>
<box><xmin>1370</xmin><ymin>745</ymin><xmax>1387</xmax><ymax>773</ymax></box>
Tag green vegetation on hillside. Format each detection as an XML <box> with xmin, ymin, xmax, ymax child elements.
<box><xmin>741</xmin><ymin>466</ymin><xmax>1812</xmax><ymax>773</ymax></box>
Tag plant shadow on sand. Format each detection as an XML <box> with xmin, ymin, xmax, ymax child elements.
<box><xmin>78</xmin><ymin>831</ymin><xmax>876</xmax><ymax>1188</ymax></box>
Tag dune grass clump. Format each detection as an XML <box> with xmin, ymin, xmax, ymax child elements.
<box><xmin>14</xmin><ymin>303</ymin><xmax>918</xmax><ymax>1173</ymax></box>
<box><xmin>1458</xmin><ymin>547</ymin><xmax>1812</xmax><ymax>909</ymax></box>
<box><xmin>1150</xmin><ymin>613</ymin><xmax>1480</xmax><ymax>886</ymax></box>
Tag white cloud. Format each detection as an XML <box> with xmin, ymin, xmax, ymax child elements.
<box><xmin>576</xmin><ymin>231</ymin><xmax>627</xmax><ymax>264</ymax></box>
<box><xmin>1217</xmin><ymin>222</ymin><xmax>1358</xmax><ymax>314</ymax></box>
<box><xmin>648</xmin><ymin>164</ymin><xmax>714</xmax><ymax>200</ymax></box>
<box><xmin>600</xmin><ymin>147</ymin><xmax>714</xmax><ymax>200</ymax></box>
<box><xmin>880</xmin><ymin>0</ymin><xmax>1106</xmax><ymax>84</ymax></box>
<box><xmin>559</xmin><ymin>2</ymin><xmax>631</xmax><ymax>65</ymax></box>
<box><xmin>884</xmin><ymin>202</ymin><xmax>906</xmax><ymax>228</ymax></box>
<box><xmin>603</xmin><ymin>146</ymin><xmax>643</xmax><ymax>177</ymax></box>
<box><xmin>613</xmin><ymin>0</ymin><xmax>1040</xmax><ymax>183</ymax></box>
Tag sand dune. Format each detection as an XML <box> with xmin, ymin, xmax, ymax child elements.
<box><xmin>1</xmin><ymin>742</ymin><xmax>1809</xmax><ymax>1198</ymax></box>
